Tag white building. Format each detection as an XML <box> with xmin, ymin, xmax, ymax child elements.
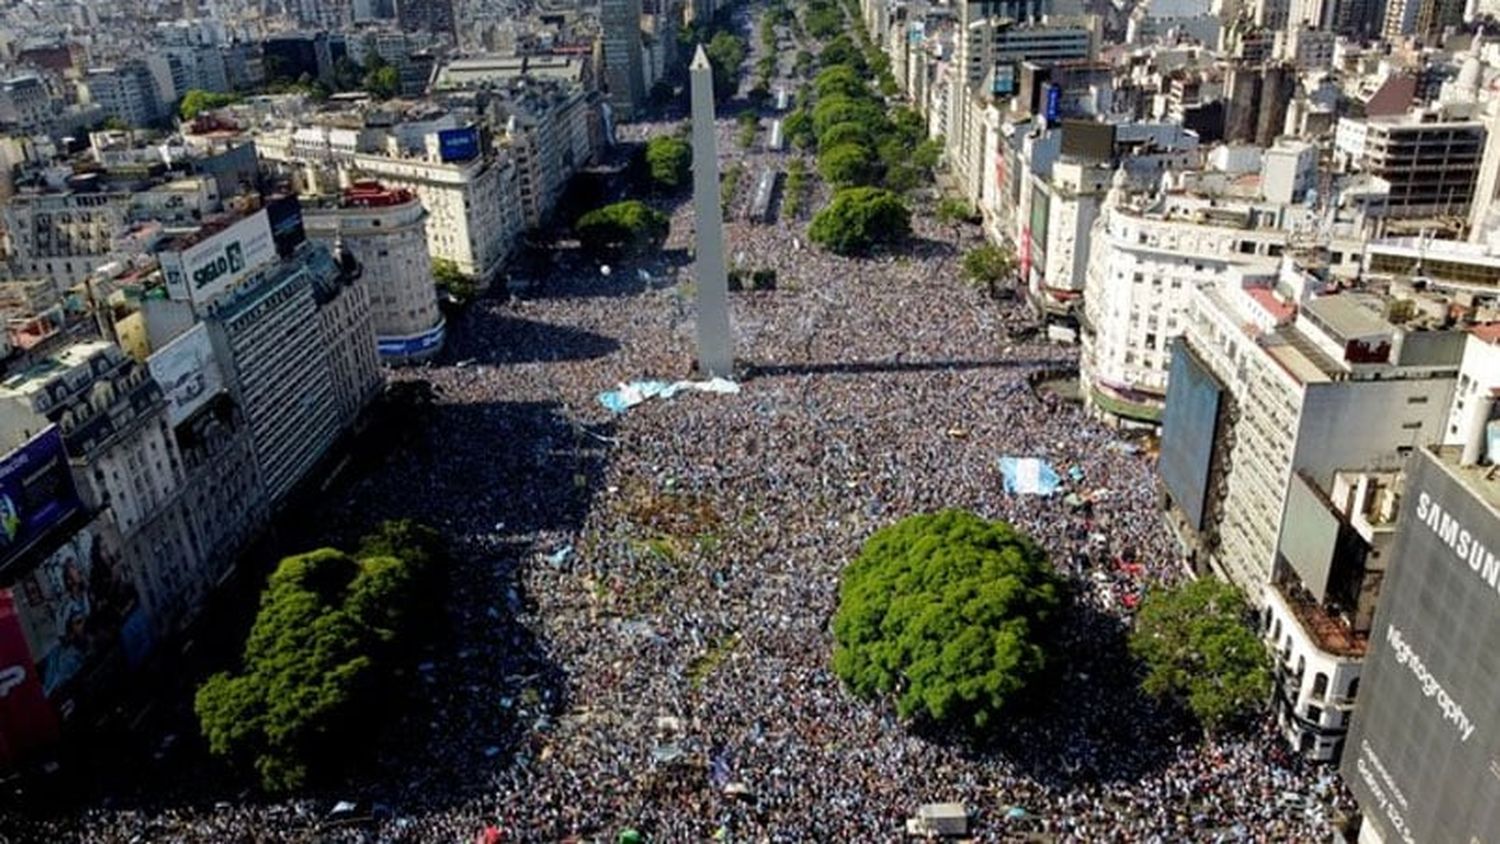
<box><xmin>304</xmin><ymin>182</ymin><xmax>445</xmax><ymax>363</ymax></box>
<box><xmin>1081</xmin><ymin>186</ymin><xmax>1290</xmax><ymax>426</ymax></box>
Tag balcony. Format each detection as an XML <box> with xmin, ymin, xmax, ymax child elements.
<box><xmin>1274</xmin><ymin>580</ymin><xmax>1367</xmax><ymax>658</ymax></box>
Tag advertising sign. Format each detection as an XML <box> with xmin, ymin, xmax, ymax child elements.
<box><xmin>0</xmin><ymin>589</ymin><xmax>58</xmax><ymax>767</ymax></box>
<box><xmin>10</xmin><ymin>514</ymin><xmax>137</xmax><ymax>702</ymax></box>
<box><xmin>1044</xmin><ymin>83</ymin><xmax>1061</xmax><ymax>123</ymax></box>
<box><xmin>147</xmin><ymin>324</ymin><xmax>225</xmax><ymax>426</ymax></box>
<box><xmin>992</xmin><ymin>64</ymin><xmax>1017</xmax><ymax>97</ymax></box>
<box><xmin>1158</xmin><ymin>340</ymin><xmax>1223</xmax><ymax>531</ymax></box>
<box><xmin>1342</xmin><ymin>449</ymin><xmax>1500</xmax><ymax>844</ymax></box>
<box><xmin>377</xmin><ymin>321</ymin><xmax>446</xmax><ymax>359</ymax></box>
<box><xmin>265</xmin><ymin>194</ymin><xmax>307</xmax><ymax>259</ymax></box>
<box><xmin>0</xmin><ymin>427</ymin><xmax>83</xmax><ymax>569</ymax></box>
<box><xmin>437</xmin><ymin>126</ymin><xmax>480</xmax><ymax>163</ymax></box>
<box><xmin>158</xmin><ymin>210</ymin><xmax>276</xmax><ymax>305</ymax></box>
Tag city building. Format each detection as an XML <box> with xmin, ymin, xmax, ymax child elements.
<box><xmin>1341</xmin><ymin>437</ymin><xmax>1500</xmax><ymax>844</ymax></box>
<box><xmin>83</xmin><ymin>63</ymin><xmax>165</xmax><ymax>129</ymax></box>
<box><xmin>1337</xmin><ymin>109</ymin><xmax>1485</xmax><ymax>225</ymax></box>
<box><xmin>601</xmin><ymin>0</ymin><xmax>646</xmax><ymax>120</ymax></box>
<box><xmin>1158</xmin><ymin>277</ymin><xmax>1465</xmax><ymax>596</ymax></box>
<box><xmin>1080</xmin><ymin>188</ymin><xmax>1290</xmax><ymax>426</ymax></box>
<box><xmin>303</xmin><ymin>182</ymin><xmax>444</xmax><ymax>363</ymax></box>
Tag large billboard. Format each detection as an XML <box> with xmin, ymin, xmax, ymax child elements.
<box><xmin>1343</xmin><ymin>449</ymin><xmax>1500</xmax><ymax>844</ymax></box>
<box><xmin>9</xmin><ymin>514</ymin><xmax>142</xmax><ymax>705</ymax></box>
<box><xmin>147</xmin><ymin>323</ymin><xmax>225</xmax><ymax>426</ymax></box>
<box><xmin>0</xmin><ymin>427</ymin><xmax>84</xmax><ymax>570</ymax></box>
<box><xmin>437</xmin><ymin>126</ymin><xmax>480</xmax><ymax>163</ymax></box>
<box><xmin>157</xmin><ymin>210</ymin><xmax>276</xmax><ymax>305</ymax></box>
<box><xmin>1158</xmin><ymin>340</ymin><xmax>1223</xmax><ymax>531</ymax></box>
<box><xmin>0</xmin><ymin>589</ymin><xmax>59</xmax><ymax>767</ymax></box>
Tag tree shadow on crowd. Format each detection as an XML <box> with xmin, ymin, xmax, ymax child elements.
<box><xmin>8</xmin><ymin>397</ymin><xmax>613</xmax><ymax>828</ymax></box>
<box><xmin>916</xmin><ymin>598</ymin><xmax>1190</xmax><ymax>792</ymax></box>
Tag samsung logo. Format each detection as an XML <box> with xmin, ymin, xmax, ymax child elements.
<box><xmin>1415</xmin><ymin>491</ymin><xmax>1500</xmax><ymax>595</ymax></box>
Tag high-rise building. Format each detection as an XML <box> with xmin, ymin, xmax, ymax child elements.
<box><xmin>1341</xmin><ymin>433</ymin><xmax>1500</xmax><ymax>844</ymax></box>
<box><xmin>84</xmin><ymin>63</ymin><xmax>165</xmax><ymax>128</ymax></box>
<box><xmin>397</xmin><ymin>0</ymin><xmax>456</xmax><ymax>38</ymax></box>
<box><xmin>305</xmin><ymin>182</ymin><xmax>443</xmax><ymax>364</ymax></box>
<box><xmin>601</xmin><ymin>0</ymin><xmax>646</xmax><ymax>120</ymax></box>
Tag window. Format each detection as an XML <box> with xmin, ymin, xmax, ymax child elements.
<box><xmin>1406</xmin><ymin>395</ymin><xmax>1428</xmax><ymax>404</ymax></box>
<box><xmin>1311</xmin><ymin>672</ymin><xmax>1328</xmax><ymax>698</ymax></box>
<box><xmin>1401</xmin><ymin>421</ymin><xmax>1422</xmax><ymax>430</ymax></box>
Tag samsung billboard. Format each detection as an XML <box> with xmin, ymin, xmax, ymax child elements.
<box><xmin>437</xmin><ymin>126</ymin><xmax>480</xmax><ymax>163</ymax></box>
<box><xmin>157</xmin><ymin>210</ymin><xmax>277</xmax><ymax>305</ymax></box>
<box><xmin>1342</xmin><ymin>448</ymin><xmax>1500</xmax><ymax>844</ymax></box>
<box><xmin>1158</xmin><ymin>340</ymin><xmax>1223</xmax><ymax>531</ymax></box>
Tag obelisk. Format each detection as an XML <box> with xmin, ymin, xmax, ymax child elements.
<box><xmin>688</xmin><ymin>45</ymin><xmax>733</xmax><ymax>377</ymax></box>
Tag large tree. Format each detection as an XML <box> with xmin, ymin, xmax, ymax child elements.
<box><xmin>643</xmin><ymin>135</ymin><xmax>692</xmax><ymax>191</ymax></box>
<box><xmin>833</xmin><ymin>510</ymin><xmax>1063</xmax><ymax>732</ymax></box>
<box><xmin>1129</xmin><ymin>578</ymin><xmax>1272</xmax><ymax>732</ymax></box>
<box><xmin>575</xmin><ymin>200</ymin><xmax>670</xmax><ymax>256</ymax></box>
<box><xmin>705</xmin><ymin>32</ymin><xmax>748</xmax><ymax>100</ymax></box>
<box><xmin>817</xmin><ymin>141</ymin><xmax>877</xmax><ymax>187</ymax></box>
<box><xmin>809</xmin><ymin>187</ymin><xmax>910</xmax><ymax>255</ymax></box>
<box><xmin>195</xmin><ymin>522</ymin><xmax>445</xmax><ymax>791</ymax></box>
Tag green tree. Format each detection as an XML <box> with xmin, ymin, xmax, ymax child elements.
<box><xmin>644</xmin><ymin>135</ymin><xmax>692</xmax><ymax>191</ymax></box>
<box><xmin>817</xmin><ymin>141</ymin><xmax>877</xmax><ymax>187</ymax></box>
<box><xmin>364</xmin><ymin>57</ymin><xmax>400</xmax><ymax>99</ymax></box>
<box><xmin>809</xmin><ymin>187</ymin><xmax>911</xmax><ymax>255</ymax></box>
<box><xmin>179</xmin><ymin>89</ymin><xmax>237</xmax><ymax>120</ymax></box>
<box><xmin>194</xmin><ymin>524</ymin><xmax>445</xmax><ymax>792</ymax></box>
<box><xmin>819</xmin><ymin>36</ymin><xmax>867</xmax><ymax>74</ymax></box>
<box><xmin>575</xmin><ymin>200</ymin><xmax>670</xmax><ymax>256</ymax></box>
<box><xmin>962</xmin><ymin>243</ymin><xmax>1018</xmax><ymax>299</ymax></box>
<box><xmin>784</xmin><ymin>108</ymin><xmax>817</xmax><ymax>150</ymax></box>
<box><xmin>1129</xmin><ymin>578</ymin><xmax>1272</xmax><ymax>732</ymax></box>
<box><xmin>832</xmin><ymin>510</ymin><xmax>1063</xmax><ymax>731</ymax></box>
<box><xmin>705</xmin><ymin>32</ymin><xmax>748</xmax><ymax>100</ymax></box>
<box><xmin>811</xmin><ymin>95</ymin><xmax>884</xmax><ymax>140</ymax></box>
<box><xmin>814</xmin><ymin>65</ymin><xmax>868</xmax><ymax>101</ymax></box>
<box><xmin>432</xmin><ymin>258</ymin><xmax>476</xmax><ymax>303</ymax></box>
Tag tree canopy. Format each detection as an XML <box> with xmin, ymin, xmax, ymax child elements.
<box><xmin>833</xmin><ymin>510</ymin><xmax>1063</xmax><ymax>732</ymax></box>
<box><xmin>179</xmin><ymin>89</ymin><xmax>237</xmax><ymax>120</ymax></box>
<box><xmin>362</xmin><ymin>53</ymin><xmax>400</xmax><ymax>99</ymax></box>
<box><xmin>644</xmin><ymin>135</ymin><xmax>692</xmax><ymax>191</ymax></box>
<box><xmin>705</xmin><ymin>32</ymin><xmax>748</xmax><ymax>101</ymax></box>
<box><xmin>1128</xmin><ymin>578</ymin><xmax>1272</xmax><ymax>732</ymax></box>
<box><xmin>195</xmin><ymin>522</ymin><xmax>445</xmax><ymax>792</ymax></box>
<box><xmin>809</xmin><ymin>187</ymin><xmax>910</xmax><ymax>255</ymax></box>
<box><xmin>575</xmin><ymin>200</ymin><xmax>670</xmax><ymax>256</ymax></box>
<box><xmin>962</xmin><ymin>243</ymin><xmax>1018</xmax><ymax>298</ymax></box>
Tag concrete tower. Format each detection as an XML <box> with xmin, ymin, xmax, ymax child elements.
<box><xmin>689</xmin><ymin>46</ymin><xmax>733</xmax><ymax>377</ymax></box>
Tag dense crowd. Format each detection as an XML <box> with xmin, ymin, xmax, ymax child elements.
<box><xmin>10</xmin><ymin>185</ymin><xmax>1352</xmax><ymax>843</ymax></box>
<box><xmin>5</xmin><ymin>14</ymin><xmax>1358</xmax><ymax>844</ymax></box>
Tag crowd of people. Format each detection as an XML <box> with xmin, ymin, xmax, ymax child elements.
<box><xmin>6</xmin><ymin>11</ymin><xmax>1360</xmax><ymax>844</ymax></box>
<box><xmin>12</xmin><ymin>181</ymin><xmax>1352</xmax><ymax>842</ymax></box>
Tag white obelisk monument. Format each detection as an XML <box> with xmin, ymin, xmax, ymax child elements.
<box><xmin>688</xmin><ymin>45</ymin><xmax>733</xmax><ymax>377</ymax></box>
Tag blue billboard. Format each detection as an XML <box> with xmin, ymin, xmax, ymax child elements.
<box><xmin>377</xmin><ymin>321</ymin><xmax>446</xmax><ymax>360</ymax></box>
<box><xmin>0</xmin><ymin>427</ymin><xmax>83</xmax><ymax>569</ymax></box>
<box><xmin>1044</xmin><ymin>84</ymin><xmax>1061</xmax><ymax>123</ymax></box>
<box><xmin>437</xmin><ymin>127</ymin><xmax>480</xmax><ymax>163</ymax></box>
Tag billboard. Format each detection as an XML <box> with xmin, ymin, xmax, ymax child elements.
<box><xmin>376</xmin><ymin>321</ymin><xmax>446</xmax><ymax>359</ymax></box>
<box><xmin>1061</xmin><ymin>120</ymin><xmax>1116</xmax><ymax>161</ymax></box>
<box><xmin>157</xmin><ymin>210</ymin><xmax>276</xmax><ymax>305</ymax></box>
<box><xmin>1158</xmin><ymin>340</ymin><xmax>1223</xmax><ymax>531</ymax></box>
<box><xmin>1278</xmin><ymin>473</ymin><xmax>1340</xmax><ymax>602</ymax></box>
<box><xmin>437</xmin><ymin>126</ymin><xmax>480</xmax><ymax>163</ymax></box>
<box><xmin>1044</xmin><ymin>83</ymin><xmax>1061</xmax><ymax>123</ymax></box>
<box><xmin>265</xmin><ymin>194</ymin><xmax>307</xmax><ymax>259</ymax></box>
<box><xmin>0</xmin><ymin>427</ymin><xmax>84</xmax><ymax>570</ymax></box>
<box><xmin>992</xmin><ymin>63</ymin><xmax>1017</xmax><ymax>96</ymax></box>
<box><xmin>1343</xmin><ymin>449</ymin><xmax>1500</xmax><ymax>844</ymax></box>
<box><xmin>0</xmin><ymin>589</ymin><xmax>59</xmax><ymax>767</ymax></box>
<box><xmin>9</xmin><ymin>514</ymin><xmax>140</xmax><ymax>703</ymax></box>
<box><xmin>147</xmin><ymin>323</ymin><xmax>225</xmax><ymax>426</ymax></box>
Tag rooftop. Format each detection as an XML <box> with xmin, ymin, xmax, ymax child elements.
<box><xmin>1429</xmin><ymin>445</ymin><xmax>1500</xmax><ymax>513</ymax></box>
<box><xmin>0</xmin><ymin>340</ymin><xmax>111</xmax><ymax>394</ymax></box>
<box><xmin>1301</xmin><ymin>293</ymin><xmax>1391</xmax><ymax>340</ymax></box>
